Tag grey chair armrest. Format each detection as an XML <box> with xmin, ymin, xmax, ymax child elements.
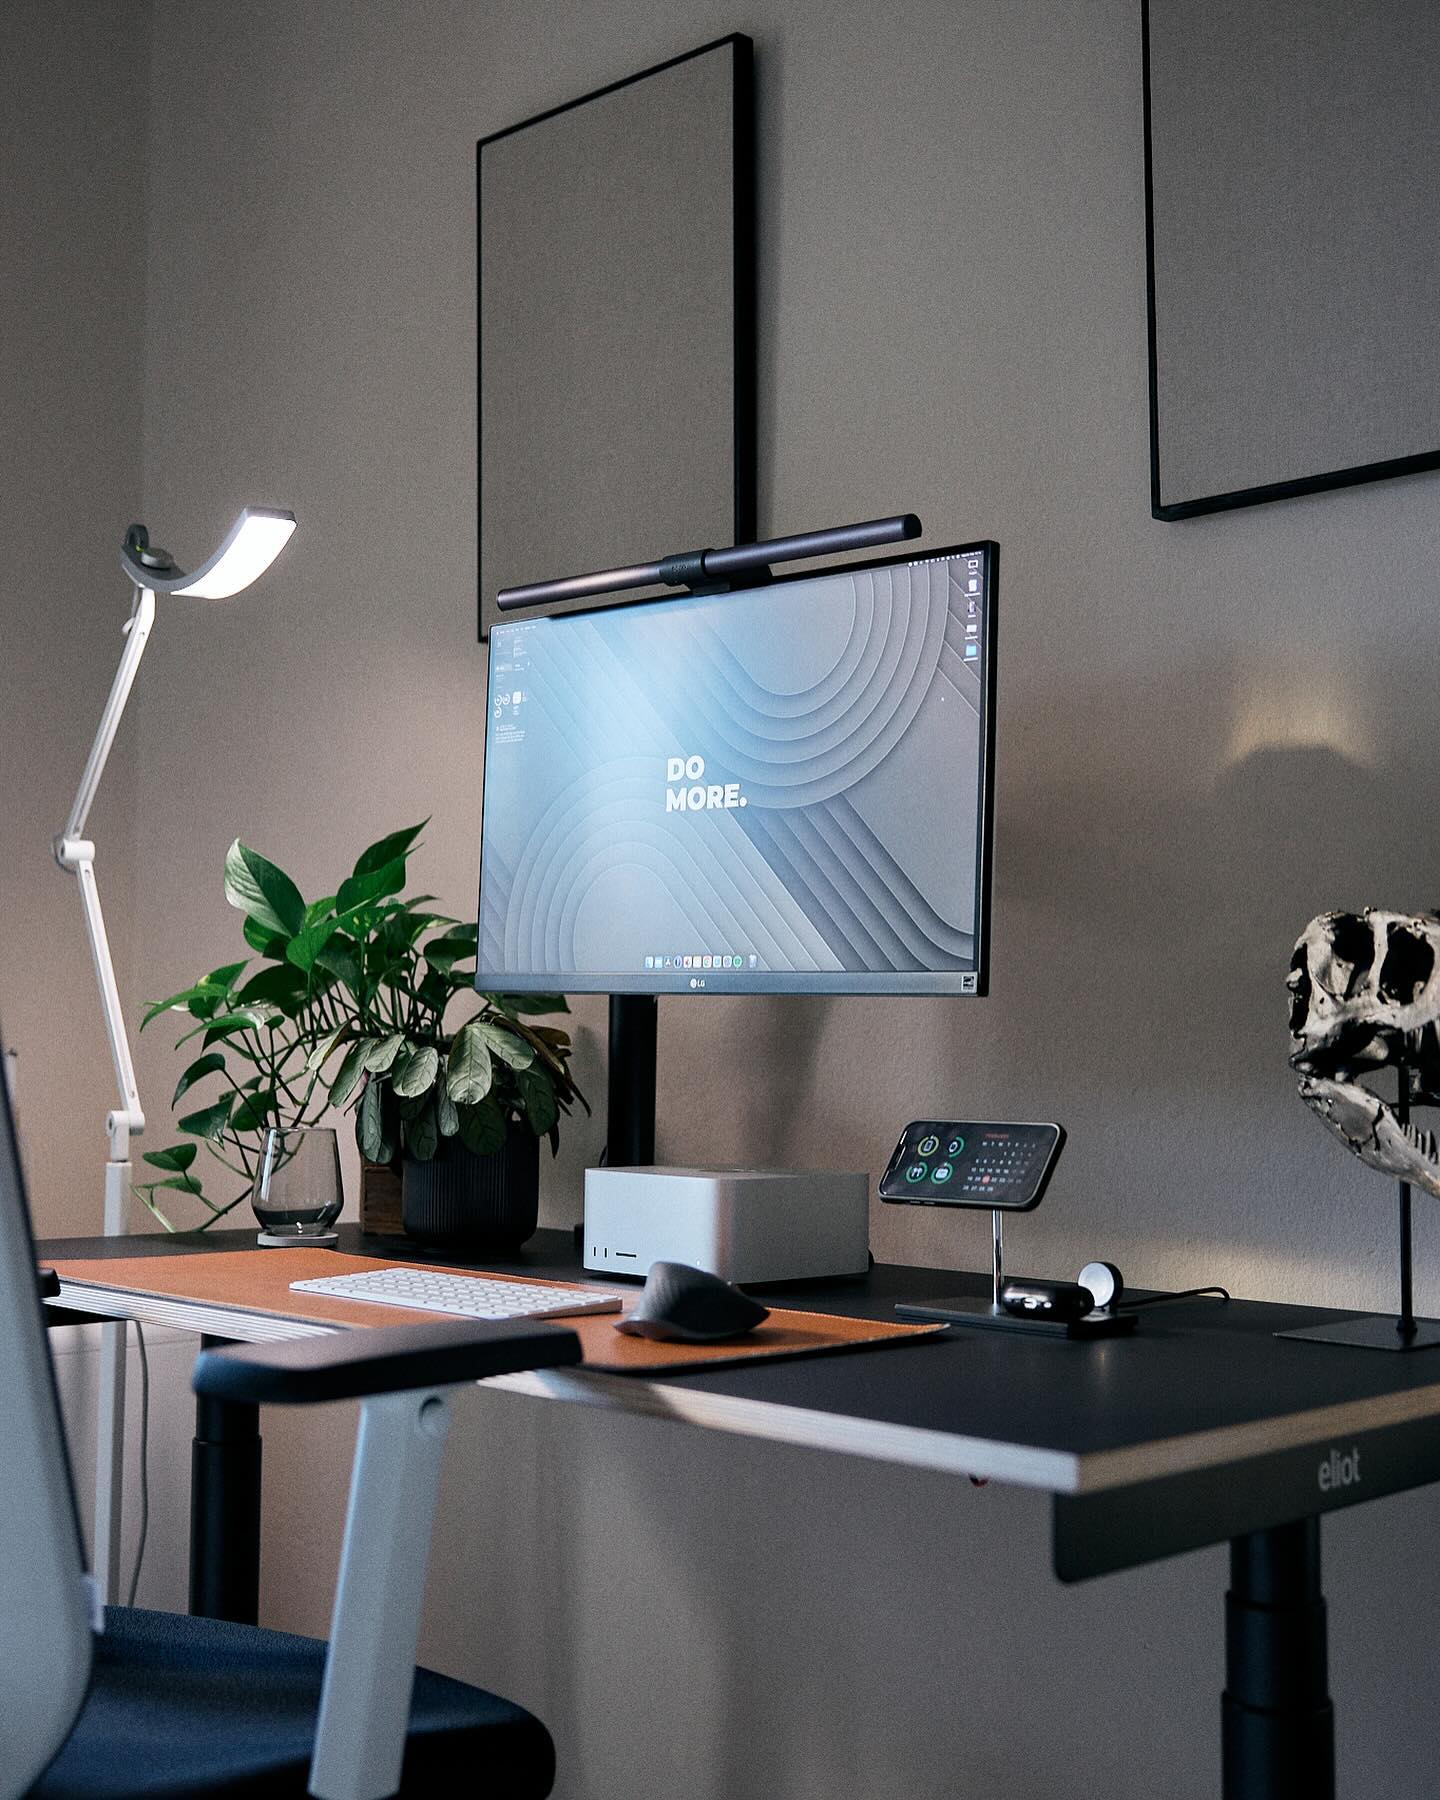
<box><xmin>192</xmin><ymin>1318</ymin><xmax>582</xmax><ymax>1406</ymax></box>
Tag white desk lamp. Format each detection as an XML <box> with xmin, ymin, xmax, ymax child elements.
<box><xmin>55</xmin><ymin>507</ymin><xmax>296</xmax><ymax>1599</ymax></box>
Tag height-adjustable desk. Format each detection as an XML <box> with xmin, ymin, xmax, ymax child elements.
<box><xmin>41</xmin><ymin>1225</ymin><xmax>1440</xmax><ymax>1800</ymax></box>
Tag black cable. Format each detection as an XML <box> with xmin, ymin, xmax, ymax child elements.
<box><xmin>125</xmin><ymin>1323</ymin><xmax>150</xmax><ymax>1607</ymax></box>
<box><xmin>1121</xmin><ymin>1286</ymin><xmax>1230</xmax><ymax>1310</ymax></box>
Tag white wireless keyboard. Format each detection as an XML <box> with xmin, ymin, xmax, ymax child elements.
<box><xmin>290</xmin><ymin>1266</ymin><xmax>622</xmax><ymax>1321</ymax></box>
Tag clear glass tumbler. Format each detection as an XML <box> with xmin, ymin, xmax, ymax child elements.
<box><xmin>252</xmin><ymin>1126</ymin><xmax>343</xmax><ymax>1247</ymax></box>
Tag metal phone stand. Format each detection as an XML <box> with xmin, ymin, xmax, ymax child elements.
<box><xmin>898</xmin><ymin>1207</ymin><xmax>1137</xmax><ymax>1338</ymax></box>
<box><xmin>1278</xmin><ymin>1059</ymin><xmax>1440</xmax><ymax>1351</ymax></box>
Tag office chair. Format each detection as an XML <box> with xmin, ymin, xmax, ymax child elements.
<box><xmin>0</xmin><ymin>1050</ymin><xmax>582</xmax><ymax>1799</ymax></box>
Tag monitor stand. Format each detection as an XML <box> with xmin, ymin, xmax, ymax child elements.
<box><xmin>607</xmin><ymin>994</ymin><xmax>657</xmax><ymax>1165</ymax></box>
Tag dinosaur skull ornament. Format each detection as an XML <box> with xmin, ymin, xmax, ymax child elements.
<box><xmin>1289</xmin><ymin>909</ymin><xmax>1440</xmax><ymax>1198</ymax></box>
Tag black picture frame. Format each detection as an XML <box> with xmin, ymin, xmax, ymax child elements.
<box><xmin>1142</xmin><ymin>0</ymin><xmax>1440</xmax><ymax>521</ymax></box>
<box><xmin>477</xmin><ymin>34</ymin><xmax>756</xmax><ymax>637</ymax></box>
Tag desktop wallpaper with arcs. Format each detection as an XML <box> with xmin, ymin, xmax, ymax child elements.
<box><xmin>478</xmin><ymin>549</ymin><xmax>990</xmax><ymax>994</ymax></box>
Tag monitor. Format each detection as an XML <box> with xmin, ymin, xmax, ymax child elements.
<box><xmin>476</xmin><ymin>539</ymin><xmax>997</xmax><ymax>998</ymax></box>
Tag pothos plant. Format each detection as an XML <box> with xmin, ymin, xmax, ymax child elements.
<box><xmin>136</xmin><ymin>823</ymin><xmax>583</xmax><ymax>1229</ymax></box>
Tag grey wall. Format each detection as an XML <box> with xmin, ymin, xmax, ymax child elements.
<box><xmin>0</xmin><ymin>0</ymin><xmax>148</xmax><ymax>1233</ymax></box>
<box><xmin>16</xmin><ymin>0</ymin><xmax>1440</xmax><ymax>1794</ymax></box>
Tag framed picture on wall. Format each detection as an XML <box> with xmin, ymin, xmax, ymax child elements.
<box><xmin>1143</xmin><ymin>0</ymin><xmax>1440</xmax><ymax>519</ymax></box>
<box><xmin>477</xmin><ymin>34</ymin><xmax>756</xmax><ymax>637</ymax></box>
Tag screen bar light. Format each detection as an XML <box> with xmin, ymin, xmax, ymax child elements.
<box><xmin>495</xmin><ymin>512</ymin><xmax>921</xmax><ymax>613</ymax></box>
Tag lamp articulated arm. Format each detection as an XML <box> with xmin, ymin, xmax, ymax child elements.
<box><xmin>58</xmin><ymin>512</ymin><xmax>293</xmax><ymax>1604</ymax></box>
<box><xmin>54</xmin><ymin>585</ymin><xmax>155</xmax><ymax>1163</ymax></box>
<box><xmin>54</xmin><ymin>583</ymin><xmax>158</xmax><ymax>1604</ymax></box>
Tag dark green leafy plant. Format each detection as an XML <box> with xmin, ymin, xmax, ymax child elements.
<box><xmin>137</xmin><ymin>823</ymin><xmax>583</xmax><ymax>1228</ymax></box>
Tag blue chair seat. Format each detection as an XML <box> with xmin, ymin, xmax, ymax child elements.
<box><xmin>31</xmin><ymin>1607</ymin><xmax>555</xmax><ymax>1799</ymax></box>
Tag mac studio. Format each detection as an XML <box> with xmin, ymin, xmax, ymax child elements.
<box><xmin>7</xmin><ymin>4</ymin><xmax>1440</xmax><ymax>1799</ymax></box>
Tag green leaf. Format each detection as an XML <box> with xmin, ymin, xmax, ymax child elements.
<box><xmin>379</xmin><ymin>909</ymin><xmax>445</xmax><ymax>956</ymax></box>
<box><xmin>418</xmin><ymin>968</ymin><xmax>453</xmax><ymax>1014</ymax></box>
<box><xmin>137</xmin><ymin>1171</ymin><xmax>205</xmax><ymax>1201</ymax></box>
<box><xmin>392</xmin><ymin>1043</ymin><xmax>440</xmax><ymax>1099</ymax></box>
<box><xmin>489</xmin><ymin>992</ymin><xmax>569</xmax><ymax>1016</ymax></box>
<box><xmin>406</xmin><ymin>1104</ymin><xmax>439</xmax><ymax>1163</ymax></box>
<box><xmin>303</xmin><ymin>895</ymin><xmax>337</xmax><ymax>926</ymax></box>
<box><xmin>458</xmin><ymin>1098</ymin><xmax>506</xmax><ymax>1156</ymax></box>
<box><xmin>314</xmin><ymin>934</ymin><xmax>363</xmax><ymax>997</ymax></box>
<box><xmin>352</xmin><ymin>822</ymin><xmax>427</xmax><ymax>880</ymax></box>
<box><xmin>284</xmin><ymin>914</ymin><xmax>344</xmax><ymax>975</ymax></box>
<box><xmin>172</xmin><ymin>1052</ymin><xmax>226</xmax><ymax>1107</ymax></box>
<box><xmin>223</xmin><ymin>838</ymin><xmax>306</xmax><ymax>938</ymax></box>
<box><xmin>517</xmin><ymin>1067</ymin><xmax>558</xmax><ymax>1135</ymax></box>
<box><xmin>141</xmin><ymin>980</ymin><xmax>232</xmax><ymax>1030</ymax></box>
<box><xmin>474</xmin><ymin>1017</ymin><xmax>534</xmax><ymax>1070</ymax></box>
<box><xmin>437</xmin><ymin>1090</ymin><xmax>459</xmax><ymax>1137</ymax></box>
<box><xmin>306</xmin><ymin>1026</ymin><xmax>349</xmax><ymax>1073</ymax></box>
<box><xmin>204</xmin><ymin>961</ymin><xmax>248</xmax><ymax>991</ymax></box>
<box><xmin>172</xmin><ymin>1007</ymin><xmax>270</xmax><ymax>1050</ymax></box>
<box><xmin>177</xmin><ymin>1097</ymin><xmax>233</xmax><ymax>1142</ymax></box>
<box><xmin>188</xmin><ymin>1008</ymin><xmax>273</xmax><ymax>1050</ymax></box>
<box><xmin>336</xmin><ymin>856</ymin><xmax>408</xmax><ymax>916</ymax></box>
<box><xmin>329</xmin><ymin>1040</ymin><xmax>368</xmax><ymax>1107</ymax></box>
<box><xmin>358</xmin><ymin>1078</ymin><xmax>390</xmax><ymax>1163</ymax></box>
<box><xmin>446</xmin><ymin>1020</ymin><xmax>494</xmax><ymax>1105</ymax></box>
<box><xmin>143</xmin><ymin>1142</ymin><xmax>198</xmax><ymax>1172</ymax></box>
<box><xmin>243</xmin><ymin>913</ymin><xmax>290</xmax><ymax>959</ymax></box>
<box><xmin>235</xmin><ymin>963</ymin><xmax>307</xmax><ymax>1011</ymax></box>
<box><xmin>230</xmin><ymin>1089</ymin><xmax>278</xmax><ymax>1133</ymax></box>
<box><xmin>363</xmin><ymin>1032</ymin><xmax>405</xmax><ymax>1074</ymax></box>
<box><xmin>424</xmin><ymin>924</ymin><xmax>478</xmax><ymax>971</ymax></box>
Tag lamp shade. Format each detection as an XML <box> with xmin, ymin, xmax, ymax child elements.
<box><xmin>119</xmin><ymin>507</ymin><xmax>296</xmax><ymax>598</ymax></box>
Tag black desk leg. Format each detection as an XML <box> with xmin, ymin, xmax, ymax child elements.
<box><xmin>189</xmin><ymin>1334</ymin><xmax>262</xmax><ymax>1623</ymax></box>
<box><xmin>1223</xmin><ymin>1519</ymin><xmax>1334</xmax><ymax>1800</ymax></box>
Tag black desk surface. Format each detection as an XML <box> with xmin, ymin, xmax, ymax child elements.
<box><xmin>41</xmin><ymin>1224</ymin><xmax>1440</xmax><ymax>1579</ymax></box>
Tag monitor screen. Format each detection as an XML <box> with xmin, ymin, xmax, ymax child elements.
<box><xmin>476</xmin><ymin>539</ymin><xmax>996</xmax><ymax>996</ymax></box>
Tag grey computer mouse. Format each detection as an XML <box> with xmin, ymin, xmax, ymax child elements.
<box><xmin>614</xmin><ymin>1261</ymin><xmax>770</xmax><ymax>1343</ymax></box>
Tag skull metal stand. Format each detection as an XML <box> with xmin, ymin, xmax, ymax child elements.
<box><xmin>1283</xmin><ymin>908</ymin><xmax>1440</xmax><ymax>1349</ymax></box>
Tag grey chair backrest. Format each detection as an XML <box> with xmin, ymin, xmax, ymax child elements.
<box><xmin>0</xmin><ymin>1035</ymin><xmax>94</xmax><ymax>1797</ymax></box>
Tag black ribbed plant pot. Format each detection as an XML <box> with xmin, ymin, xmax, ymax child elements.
<box><xmin>402</xmin><ymin>1127</ymin><xmax>539</xmax><ymax>1250</ymax></box>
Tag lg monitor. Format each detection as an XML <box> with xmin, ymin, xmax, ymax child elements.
<box><xmin>476</xmin><ymin>538</ymin><xmax>997</xmax><ymax>1151</ymax></box>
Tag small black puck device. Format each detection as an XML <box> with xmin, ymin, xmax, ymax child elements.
<box><xmin>1001</xmin><ymin>1278</ymin><xmax>1096</xmax><ymax>1324</ymax></box>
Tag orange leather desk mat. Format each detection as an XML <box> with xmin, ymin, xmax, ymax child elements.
<box><xmin>50</xmin><ymin>1248</ymin><xmax>944</xmax><ymax>1374</ymax></box>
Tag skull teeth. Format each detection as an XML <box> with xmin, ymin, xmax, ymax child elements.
<box><xmin>1403</xmin><ymin>1120</ymin><xmax>1439</xmax><ymax>1164</ymax></box>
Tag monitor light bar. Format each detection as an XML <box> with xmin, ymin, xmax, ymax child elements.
<box><xmin>496</xmin><ymin>513</ymin><xmax>921</xmax><ymax>614</ymax></box>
